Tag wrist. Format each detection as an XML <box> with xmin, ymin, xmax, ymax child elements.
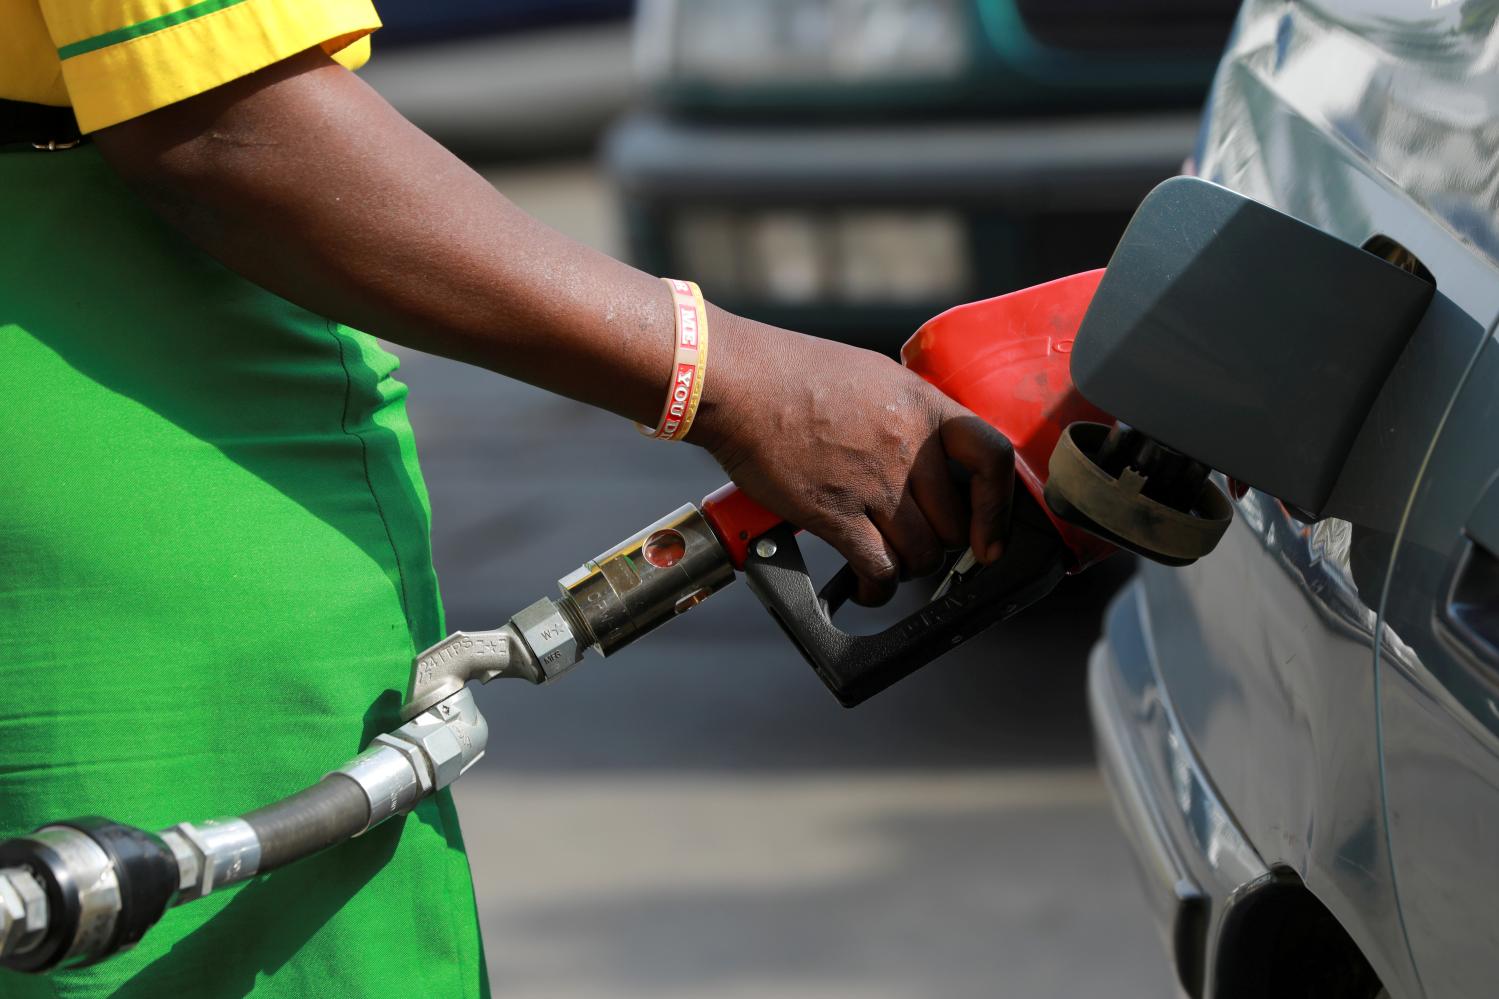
<box><xmin>684</xmin><ymin>304</ymin><xmax>764</xmax><ymax>455</ymax></box>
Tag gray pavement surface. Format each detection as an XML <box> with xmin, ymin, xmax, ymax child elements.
<box><xmin>388</xmin><ymin>160</ymin><xmax>1178</xmax><ymax>998</ymax></box>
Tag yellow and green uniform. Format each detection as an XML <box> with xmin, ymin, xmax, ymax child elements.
<box><xmin>0</xmin><ymin>4</ymin><xmax>489</xmax><ymax>997</ymax></box>
<box><xmin>2</xmin><ymin>0</ymin><xmax>376</xmax><ymax>131</ymax></box>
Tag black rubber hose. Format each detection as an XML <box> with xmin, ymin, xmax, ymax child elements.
<box><xmin>240</xmin><ymin>775</ymin><xmax>371</xmax><ymax>873</ymax></box>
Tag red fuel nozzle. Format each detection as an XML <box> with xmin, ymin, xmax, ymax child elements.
<box><xmin>700</xmin><ymin>483</ymin><xmax>785</xmax><ymax>571</ymax></box>
<box><xmin>900</xmin><ymin>269</ymin><xmax>1119</xmax><ymax>572</ymax></box>
<box><xmin>699</xmin><ymin>268</ymin><xmax>1122</xmax><ymax>575</ymax></box>
<box><xmin>680</xmin><ymin>268</ymin><xmax>1229</xmax><ymax>706</ymax></box>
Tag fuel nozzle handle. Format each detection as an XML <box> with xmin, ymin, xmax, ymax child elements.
<box><xmin>696</xmin><ymin>483</ymin><xmax>1078</xmax><ymax>706</ymax></box>
<box><xmin>563</xmin><ymin>484</ymin><xmax>1078</xmax><ymax>707</ymax></box>
<box><xmin>737</xmin><ymin>488</ymin><xmax>1070</xmax><ymax>706</ymax></box>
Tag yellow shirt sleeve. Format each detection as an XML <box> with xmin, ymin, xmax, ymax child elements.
<box><xmin>39</xmin><ymin>0</ymin><xmax>382</xmax><ymax>133</ymax></box>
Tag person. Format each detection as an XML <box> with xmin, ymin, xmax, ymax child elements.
<box><xmin>0</xmin><ymin>3</ymin><xmax>1014</xmax><ymax>996</ymax></box>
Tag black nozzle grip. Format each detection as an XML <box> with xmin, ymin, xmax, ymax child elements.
<box><xmin>743</xmin><ymin>492</ymin><xmax>1069</xmax><ymax>706</ymax></box>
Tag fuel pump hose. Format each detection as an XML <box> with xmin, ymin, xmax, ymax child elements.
<box><xmin>0</xmin><ymin>504</ymin><xmax>733</xmax><ymax>974</ymax></box>
<box><xmin>0</xmin><ymin>687</ymin><xmax>489</xmax><ymax>973</ymax></box>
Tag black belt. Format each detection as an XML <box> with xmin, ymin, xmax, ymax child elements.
<box><xmin>0</xmin><ymin>99</ymin><xmax>84</xmax><ymax>149</ymax></box>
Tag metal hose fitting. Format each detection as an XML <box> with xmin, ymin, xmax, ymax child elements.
<box><xmin>0</xmin><ymin>687</ymin><xmax>489</xmax><ymax>974</ymax></box>
<box><xmin>557</xmin><ymin>504</ymin><xmax>735</xmax><ymax>656</ymax></box>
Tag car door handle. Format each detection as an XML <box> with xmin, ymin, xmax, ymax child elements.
<box><xmin>1439</xmin><ymin>477</ymin><xmax>1499</xmax><ymax>668</ymax></box>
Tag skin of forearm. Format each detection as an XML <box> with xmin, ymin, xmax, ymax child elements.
<box><xmin>94</xmin><ymin>47</ymin><xmax>757</xmax><ymax>435</ymax></box>
<box><xmin>92</xmin><ymin>46</ymin><xmax>1017</xmax><ymax>597</ymax></box>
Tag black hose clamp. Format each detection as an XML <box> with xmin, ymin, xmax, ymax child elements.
<box><xmin>57</xmin><ymin>819</ymin><xmax>179</xmax><ymax>964</ymax></box>
<box><xmin>0</xmin><ymin>818</ymin><xmax>177</xmax><ymax>972</ymax></box>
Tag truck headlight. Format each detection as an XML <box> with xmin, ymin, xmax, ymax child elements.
<box><xmin>637</xmin><ymin>0</ymin><xmax>968</xmax><ymax>84</ymax></box>
<box><xmin>673</xmin><ymin>208</ymin><xmax>969</xmax><ymax>305</ymax></box>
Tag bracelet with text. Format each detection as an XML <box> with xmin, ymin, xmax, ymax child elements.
<box><xmin>640</xmin><ymin>278</ymin><xmax>710</xmax><ymax>441</ymax></box>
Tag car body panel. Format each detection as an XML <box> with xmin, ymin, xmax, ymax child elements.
<box><xmin>1197</xmin><ymin>0</ymin><xmax>1499</xmax><ymax>271</ymax></box>
<box><xmin>1132</xmin><ymin>504</ymin><xmax>1412</xmax><ymax>993</ymax></box>
<box><xmin>1377</xmin><ymin>324</ymin><xmax>1499</xmax><ymax>999</ymax></box>
<box><xmin>1089</xmin><ymin>581</ymin><xmax>1269</xmax><ymax>997</ymax></box>
<box><xmin>1096</xmin><ymin>0</ymin><xmax>1499</xmax><ymax>994</ymax></box>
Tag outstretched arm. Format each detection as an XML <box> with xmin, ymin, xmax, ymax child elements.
<box><xmin>94</xmin><ymin>47</ymin><xmax>1013</xmax><ymax>604</ymax></box>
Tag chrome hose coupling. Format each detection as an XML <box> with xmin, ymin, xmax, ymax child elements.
<box><xmin>556</xmin><ymin>504</ymin><xmax>735</xmax><ymax>657</ymax></box>
<box><xmin>401</xmin><ymin>504</ymin><xmax>736</xmax><ymax>717</ymax></box>
<box><xmin>339</xmin><ymin>687</ymin><xmax>489</xmax><ymax>831</ymax></box>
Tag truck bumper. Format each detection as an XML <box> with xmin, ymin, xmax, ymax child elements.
<box><xmin>1088</xmin><ymin>580</ymin><xmax>1269</xmax><ymax>998</ymax></box>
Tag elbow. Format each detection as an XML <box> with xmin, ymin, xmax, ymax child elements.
<box><xmin>93</xmin><ymin>113</ymin><xmax>239</xmax><ymax>232</ymax></box>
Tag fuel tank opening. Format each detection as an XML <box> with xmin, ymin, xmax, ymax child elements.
<box><xmin>1361</xmin><ymin>234</ymin><xmax>1434</xmax><ymax>286</ymax></box>
<box><xmin>1043</xmin><ymin>422</ymin><xmax>1232</xmax><ymax>567</ymax></box>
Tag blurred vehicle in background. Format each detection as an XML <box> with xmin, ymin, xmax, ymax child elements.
<box><xmin>363</xmin><ymin>0</ymin><xmax>637</xmax><ymax>157</ymax></box>
<box><xmin>1090</xmin><ymin>2</ymin><xmax>1499</xmax><ymax>998</ymax></box>
<box><xmin>374</xmin><ymin>0</ymin><xmax>633</xmax><ymax>48</ymax></box>
<box><xmin>606</xmin><ymin>0</ymin><xmax>1236</xmax><ymax>346</ymax></box>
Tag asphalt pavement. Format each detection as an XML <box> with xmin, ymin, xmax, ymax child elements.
<box><xmin>384</xmin><ymin>160</ymin><xmax>1178</xmax><ymax>999</ymax></box>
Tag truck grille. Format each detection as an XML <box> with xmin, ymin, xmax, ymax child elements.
<box><xmin>1015</xmin><ymin>0</ymin><xmax>1238</xmax><ymax>54</ymax></box>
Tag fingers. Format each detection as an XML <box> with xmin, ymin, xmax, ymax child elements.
<box><xmin>872</xmin><ymin>487</ymin><xmax>945</xmax><ymax>581</ymax></box>
<box><xmin>940</xmin><ymin>412</ymin><xmax>1015</xmax><ymax>564</ymax></box>
<box><xmin>908</xmin><ymin>436</ymin><xmax>969</xmax><ymax>550</ymax></box>
<box><xmin>821</xmin><ymin>514</ymin><xmax>900</xmax><ymax>607</ymax></box>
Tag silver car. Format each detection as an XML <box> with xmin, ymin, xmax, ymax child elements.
<box><xmin>1090</xmin><ymin>2</ymin><xmax>1499</xmax><ymax>998</ymax></box>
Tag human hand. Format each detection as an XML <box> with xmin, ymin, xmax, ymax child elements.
<box><xmin>691</xmin><ymin>312</ymin><xmax>1015</xmax><ymax>605</ymax></box>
